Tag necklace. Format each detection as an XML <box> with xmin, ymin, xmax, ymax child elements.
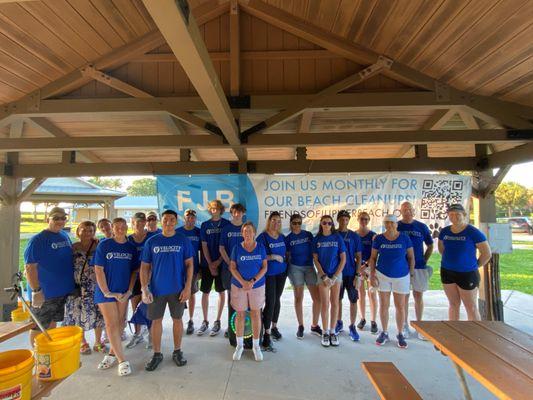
<box><xmin>211</xmin><ymin>219</ymin><xmax>221</xmax><ymax>229</ymax></box>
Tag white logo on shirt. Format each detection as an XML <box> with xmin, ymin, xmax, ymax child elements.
<box><xmin>51</xmin><ymin>241</ymin><xmax>69</xmax><ymax>250</ymax></box>
<box><xmin>240</xmin><ymin>255</ymin><xmax>263</xmax><ymax>262</ymax></box>
<box><xmin>443</xmin><ymin>235</ymin><xmax>466</xmax><ymax>241</ymax></box>
<box><xmin>404</xmin><ymin>230</ymin><xmax>422</xmax><ymax>237</ymax></box>
<box><xmin>269</xmin><ymin>242</ymin><xmax>285</xmax><ymax>249</ymax></box>
<box><xmin>106</xmin><ymin>252</ymin><xmax>132</xmax><ymax>260</ymax></box>
<box><xmin>380</xmin><ymin>244</ymin><xmax>402</xmax><ymax>249</ymax></box>
<box><xmin>153</xmin><ymin>245</ymin><xmax>182</xmax><ymax>254</ymax></box>
<box><xmin>290</xmin><ymin>238</ymin><xmax>310</xmax><ymax>246</ymax></box>
<box><xmin>227</xmin><ymin>232</ymin><xmax>242</xmax><ymax>238</ymax></box>
<box><xmin>205</xmin><ymin>228</ymin><xmax>222</xmax><ymax>235</ymax></box>
<box><xmin>316</xmin><ymin>242</ymin><xmax>338</xmax><ymax>249</ymax></box>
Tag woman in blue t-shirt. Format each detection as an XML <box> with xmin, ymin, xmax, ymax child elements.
<box><xmin>257</xmin><ymin>211</ymin><xmax>287</xmax><ymax>351</ymax></box>
<box><xmin>312</xmin><ymin>215</ymin><xmax>346</xmax><ymax>348</ymax></box>
<box><xmin>438</xmin><ymin>204</ymin><xmax>491</xmax><ymax>321</ymax></box>
<box><xmin>93</xmin><ymin>218</ymin><xmax>138</xmax><ymax>377</ymax></box>
<box><xmin>286</xmin><ymin>213</ymin><xmax>322</xmax><ymax>339</ymax></box>
<box><xmin>368</xmin><ymin>215</ymin><xmax>414</xmax><ymax>349</ymax></box>
<box><xmin>356</xmin><ymin>212</ymin><xmax>378</xmax><ymax>334</ymax></box>
<box><xmin>229</xmin><ymin>222</ymin><xmax>268</xmax><ymax>362</ymax></box>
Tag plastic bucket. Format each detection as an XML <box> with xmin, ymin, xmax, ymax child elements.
<box><xmin>34</xmin><ymin>326</ymin><xmax>82</xmax><ymax>381</ymax></box>
<box><xmin>11</xmin><ymin>308</ymin><xmax>30</xmax><ymax>323</ymax></box>
<box><xmin>0</xmin><ymin>349</ymin><xmax>34</xmax><ymax>400</ymax></box>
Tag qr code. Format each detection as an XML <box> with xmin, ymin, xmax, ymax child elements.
<box><xmin>420</xmin><ymin>179</ymin><xmax>464</xmax><ymax>220</ymax></box>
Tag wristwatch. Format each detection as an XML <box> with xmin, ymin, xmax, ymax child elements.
<box><xmin>251</xmin><ymin>277</ymin><xmax>257</xmax><ymax>283</ymax></box>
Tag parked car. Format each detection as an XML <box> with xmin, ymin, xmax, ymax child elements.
<box><xmin>508</xmin><ymin>217</ymin><xmax>533</xmax><ymax>234</ymax></box>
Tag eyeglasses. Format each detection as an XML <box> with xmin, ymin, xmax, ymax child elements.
<box><xmin>321</xmin><ymin>221</ymin><xmax>333</xmax><ymax>226</ymax></box>
<box><xmin>52</xmin><ymin>216</ymin><xmax>67</xmax><ymax>221</ymax></box>
<box><xmin>291</xmin><ymin>221</ymin><xmax>302</xmax><ymax>225</ymax></box>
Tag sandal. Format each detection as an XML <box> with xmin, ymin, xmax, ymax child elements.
<box><xmin>118</xmin><ymin>361</ymin><xmax>132</xmax><ymax>376</ymax></box>
<box><xmin>97</xmin><ymin>354</ymin><xmax>117</xmax><ymax>370</ymax></box>
<box><xmin>93</xmin><ymin>342</ymin><xmax>108</xmax><ymax>353</ymax></box>
<box><xmin>80</xmin><ymin>342</ymin><xmax>92</xmax><ymax>355</ymax></box>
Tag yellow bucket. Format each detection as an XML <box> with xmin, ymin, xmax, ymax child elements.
<box><xmin>0</xmin><ymin>350</ymin><xmax>34</xmax><ymax>400</ymax></box>
<box><xmin>34</xmin><ymin>326</ymin><xmax>82</xmax><ymax>381</ymax></box>
<box><xmin>11</xmin><ymin>308</ymin><xmax>30</xmax><ymax>323</ymax></box>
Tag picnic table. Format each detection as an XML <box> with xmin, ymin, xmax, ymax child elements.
<box><xmin>412</xmin><ymin>320</ymin><xmax>533</xmax><ymax>400</ymax></box>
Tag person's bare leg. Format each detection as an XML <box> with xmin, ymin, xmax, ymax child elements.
<box><xmin>151</xmin><ymin>319</ymin><xmax>163</xmax><ymax>353</ymax></box>
<box><xmin>357</xmin><ymin>280</ymin><xmax>366</xmax><ymax>320</ymax></box>
<box><xmin>393</xmin><ymin>292</ymin><xmax>406</xmax><ymax>335</ymax></box>
<box><xmin>404</xmin><ymin>292</ymin><xmax>410</xmax><ymax>327</ymax></box>
<box><xmin>350</xmin><ymin>302</ymin><xmax>357</xmax><ymax>326</ymax></box>
<box><xmin>379</xmin><ymin>291</ymin><xmax>390</xmax><ymax>332</ymax></box>
<box><xmin>94</xmin><ymin>327</ymin><xmax>103</xmax><ymax>345</ymax></box>
<box><xmin>413</xmin><ymin>291</ymin><xmax>424</xmax><ymax>321</ymax></box>
<box><xmin>130</xmin><ymin>295</ymin><xmax>142</xmax><ymax>335</ymax></box>
<box><xmin>459</xmin><ymin>287</ymin><xmax>480</xmax><ymax>321</ymax></box>
<box><xmin>369</xmin><ymin>289</ymin><xmax>378</xmax><ymax>322</ymax></box>
<box><xmin>294</xmin><ymin>286</ymin><xmax>304</xmax><ymax>326</ymax></box>
<box><xmin>188</xmin><ymin>293</ymin><xmax>196</xmax><ymax>320</ymax></box>
<box><xmin>251</xmin><ymin>309</ymin><xmax>261</xmax><ymax>339</ymax></box>
<box><xmin>201</xmin><ymin>292</ymin><xmax>209</xmax><ymax>322</ymax></box>
<box><xmin>172</xmin><ymin>318</ymin><xmax>184</xmax><ymax>350</ymax></box>
<box><xmin>337</xmin><ymin>299</ymin><xmax>343</xmax><ymax>323</ymax></box>
<box><xmin>308</xmin><ymin>284</ymin><xmax>321</xmax><ymax>326</ymax></box>
<box><xmin>99</xmin><ymin>303</ymin><xmax>126</xmax><ymax>362</ymax></box>
<box><xmin>443</xmin><ymin>284</ymin><xmax>461</xmax><ymax>320</ymax></box>
<box><xmin>216</xmin><ymin>291</ymin><xmax>226</xmax><ymax>321</ymax></box>
<box><xmin>319</xmin><ymin>284</ymin><xmax>329</xmax><ymax>331</ymax></box>
<box><xmin>329</xmin><ymin>284</ymin><xmax>341</xmax><ymax>332</ymax></box>
<box><xmin>236</xmin><ymin>311</ymin><xmax>244</xmax><ymax>337</ymax></box>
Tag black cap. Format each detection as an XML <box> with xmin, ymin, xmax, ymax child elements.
<box><xmin>132</xmin><ymin>212</ymin><xmax>146</xmax><ymax>220</ymax></box>
<box><xmin>337</xmin><ymin>210</ymin><xmax>351</xmax><ymax>219</ymax></box>
<box><xmin>448</xmin><ymin>204</ymin><xmax>466</xmax><ymax>213</ymax></box>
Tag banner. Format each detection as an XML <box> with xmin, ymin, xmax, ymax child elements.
<box><xmin>156</xmin><ymin>173</ymin><xmax>471</xmax><ymax>234</ymax></box>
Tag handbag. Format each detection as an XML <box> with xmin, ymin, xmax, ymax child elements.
<box><xmin>71</xmin><ymin>240</ymin><xmax>95</xmax><ymax>298</ymax></box>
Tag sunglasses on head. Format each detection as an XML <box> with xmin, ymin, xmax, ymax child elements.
<box><xmin>52</xmin><ymin>216</ymin><xmax>67</xmax><ymax>221</ymax></box>
<box><xmin>291</xmin><ymin>221</ymin><xmax>302</xmax><ymax>225</ymax></box>
<box><xmin>321</xmin><ymin>221</ymin><xmax>333</xmax><ymax>226</ymax></box>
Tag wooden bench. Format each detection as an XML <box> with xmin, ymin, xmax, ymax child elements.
<box><xmin>362</xmin><ymin>362</ymin><xmax>422</xmax><ymax>400</ymax></box>
<box><xmin>0</xmin><ymin>321</ymin><xmax>34</xmax><ymax>343</ymax></box>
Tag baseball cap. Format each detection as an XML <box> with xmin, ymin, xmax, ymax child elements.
<box><xmin>146</xmin><ymin>211</ymin><xmax>158</xmax><ymax>219</ymax></box>
<box><xmin>383</xmin><ymin>214</ymin><xmax>397</xmax><ymax>223</ymax></box>
<box><xmin>132</xmin><ymin>212</ymin><xmax>146</xmax><ymax>220</ymax></box>
<box><xmin>184</xmin><ymin>209</ymin><xmax>197</xmax><ymax>216</ymax></box>
<box><xmin>49</xmin><ymin>207</ymin><xmax>67</xmax><ymax>218</ymax></box>
<box><xmin>448</xmin><ymin>204</ymin><xmax>466</xmax><ymax>213</ymax></box>
<box><xmin>337</xmin><ymin>210</ymin><xmax>351</xmax><ymax>219</ymax></box>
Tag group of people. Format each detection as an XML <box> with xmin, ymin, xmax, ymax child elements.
<box><xmin>24</xmin><ymin>199</ymin><xmax>491</xmax><ymax>376</ymax></box>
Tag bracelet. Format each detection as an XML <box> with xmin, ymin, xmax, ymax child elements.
<box><xmin>251</xmin><ymin>277</ymin><xmax>256</xmax><ymax>283</ymax></box>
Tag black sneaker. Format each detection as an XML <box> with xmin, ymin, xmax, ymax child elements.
<box><xmin>261</xmin><ymin>332</ymin><xmax>273</xmax><ymax>351</ymax></box>
<box><xmin>370</xmin><ymin>321</ymin><xmax>378</xmax><ymax>334</ymax></box>
<box><xmin>145</xmin><ymin>352</ymin><xmax>163</xmax><ymax>371</ymax></box>
<box><xmin>357</xmin><ymin>318</ymin><xmax>366</xmax><ymax>330</ymax></box>
<box><xmin>271</xmin><ymin>327</ymin><xmax>282</xmax><ymax>341</ymax></box>
<box><xmin>186</xmin><ymin>320</ymin><xmax>194</xmax><ymax>335</ymax></box>
<box><xmin>209</xmin><ymin>320</ymin><xmax>221</xmax><ymax>336</ymax></box>
<box><xmin>330</xmin><ymin>333</ymin><xmax>340</xmax><ymax>347</ymax></box>
<box><xmin>296</xmin><ymin>325</ymin><xmax>304</xmax><ymax>340</ymax></box>
<box><xmin>172</xmin><ymin>349</ymin><xmax>187</xmax><ymax>366</ymax></box>
<box><xmin>224</xmin><ymin>329</ymin><xmax>229</xmax><ymax>338</ymax></box>
<box><xmin>310</xmin><ymin>325</ymin><xmax>323</xmax><ymax>337</ymax></box>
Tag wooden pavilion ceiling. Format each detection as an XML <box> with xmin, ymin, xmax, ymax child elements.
<box><xmin>0</xmin><ymin>0</ymin><xmax>531</xmax><ymax>177</ymax></box>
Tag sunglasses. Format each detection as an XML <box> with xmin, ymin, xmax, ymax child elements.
<box><xmin>359</xmin><ymin>218</ymin><xmax>370</xmax><ymax>221</ymax></box>
<box><xmin>291</xmin><ymin>221</ymin><xmax>302</xmax><ymax>225</ymax></box>
<box><xmin>147</xmin><ymin>217</ymin><xmax>157</xmax><ymax>221</ymax></box>
<box><xmin>321</xmin><ymin>221</ymin><xmax>333</xmax><ymax>226</ymax></box>
<box><xmin>52</xmin><ymin>216</ymin><xmax>67</xmax><ymax>221</ymax></box>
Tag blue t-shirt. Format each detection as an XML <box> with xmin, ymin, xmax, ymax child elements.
<box><xmin>93</xmin><ymin>239</ymin><xmax>138</xmax><ymax>304</ymax></box>
<box><xmin>176</xmin><ymin>226</ymin><xmax>201</xmax><ymax>273</ymax></box>
<box><xmin>200</xmin><ymin>218</ymin><xmax>230</xmax><ymax>266</ymax></box>
<box><xmin>286</xmin><ymin>230</ymin><xmax>314</xmax><ymax>267</ymax></box>
<box><xmin>220</xmin><ymin>223</ymin><xmax>244</xmax><ymax>270</ymax></box>
<box><xmin>127</xmin><ymin>232</ymin><xmax>154</xmax><ymax>269</ymax></box>
<box><xmin>398</xmin><ymin>220</ymin><xmax>433</xmax><ymax>269</ymax></box>
<box><xmin>312</xmin><ymin>233</ymin><xmax>347</xmax><ymax>276</ymax></box>
<box><xmin>256</xmin><ymin>232</ymin><xmax>287</xmax><ymax>276</ymax></box>
<box><xmin>438</xmin><ymin>225</ymin><xmax>487</xmax><ymax>273</ymax></box>
<box><xmin>359</xmin><ymin>230</ymin><xmax>376</xmax><ymax>263</ymax></box>
<box><xmin>24</xmin><ymin>230</ymin><xmax>75</xmax><ymax>299</ymax></box>
<box><xmin>230</xmin><ymin>243</ymin><xmax>267</xmax><ymax>288</ymax></box>
<box><xmin>372</xmin><ymin>233</ymin><xmax>413</xmax><ymax>278</ymax></box>
<box><xmin>338</xmin><ymin>230</ymin><xmax>362</xmax><ymax>277</ymax></box>
<box><xmin>141</xmin><ymin>232</ymin><xmax>194</xmax><ymax>296</ymax></box>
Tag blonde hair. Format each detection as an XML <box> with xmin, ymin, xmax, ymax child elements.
<box><xmin>264</xmin><ymin>211</ymin><xmax>282</xmax><ymax>234</ymax></box>
<box><xmin>76</xmin><ymin>221</ymin><xmax>96</xmax><ymax>238</ymax></box>
<box><xmin>208</xmin><ymin>199</ymin><xmax>225</xmax><ymax>214</ymax></box>
<box><xmin>241</xmin><ymin>221</ymin><xmax>256</xmax><ymax>234</ymax></box>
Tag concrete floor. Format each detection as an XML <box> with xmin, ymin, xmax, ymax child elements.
<box><xmin>1</xmin><ymin>290</ymin><xmax>531</xmax><ymax>400</ymax></box>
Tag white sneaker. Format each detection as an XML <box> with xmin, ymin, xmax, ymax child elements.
<box><xmin>417</xmin><ymin>331</ymin><xmax>427</xmax><ymax>341</ymax></box>
<box><xmin>252</xmin><ymin>346</ymin><xmax>263</xmax><ymax>362</ymax></box>
<box><xmin>232</xmin><ymin>345</ymin><xmax>244</xmax><ymax>361</ymax></box>
<box><xmin>402</xmin><ymin>324</ymin><xmax>411</xmax><ymax>339</ymax></box>
<box><xmin>118</xmin><ymin>361</ymin><xmax>132</xmax><ymax>376</ymax></box>
<box><xmin>126</xmin><ymin>333</ymin><xmax>144</xmax><ymax>349</ymax></box>
<box><xmin>97</xmin><ymin>355</ymin><xmax>117</xmax><ymax>370</ymax></box>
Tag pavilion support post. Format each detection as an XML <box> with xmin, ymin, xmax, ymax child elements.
<box><xmin>108</xmin><ymin>201</ymin><xmax>117</xmax><ymax>220</ymax></box>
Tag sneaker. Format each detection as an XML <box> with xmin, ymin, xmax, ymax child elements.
<box><xmin>357</xmin><ymin>319</ymin><xmax>366</xmax><ymax>330</ymax></box>
<box><xmin>349</xmin><ymin>324</ymin><xmax>360</xmax><ymax>342</ymax></box>
<box><xmin>172</xmin><ymin>349</ymin><xmax>187</xmax><ymax>366</ymax></box>
<box><xmin>296</xmin><ymin>325</ymin><xmax>304</xmax><ymax>340</ymax></box>
<box><xmin>186</xmin><ymin>320</ymin><xmax>194</xmax><ymax>335</ymax></box>
<box><xmin>397</xmin><ymin>333</ymin><xmax>408</xmax><ymax>349</ymax></box>
<box><xmin>271</xmin><ymin>327</ymin><xmax>282</xmax><ymax>341</ymax></box>
<box><xmin>121</xmin><ymin>331</ymin><xmax>127</xmax><ymax>341</ymax></box>
<box><xmin>145</xmin><ymin>352</ymin><xmax>163</xmax><ymax>371</ymax></box>
<box><xmin>209</xmin><ymin>320</ymin><xmax>221</xmax><ymax>336</ymax></box>
<box><xmin>334</xmin><ymin>320</ymin><xmax>344</xmax><ymax>335</ymax></box>
<box><xmin>370</xmin><ymin>321</ymin><xmax>378</xmax><ymax>334</ymax></box>
<box><xmin>224</xmin><ymin>329</ymin><xmax>229</xmax><ymax>338</ymax></box>
<box><xmin>321</xmin><ymin>333</ymin><xmax>330</xmax><ymax>347</ymax></box>
<box><xmin>310</xmin><ymin>325</ymin><xmax>323</xmax><ymax>337</ymax></box>
<box><xmin>118</xmin><ymin>361</ymin><xmax>132</xmax><ymax>377</ymax></box>
<box><xmin>253</xmin><ymin>346</ymin><xmax>263</xmax><ymax>362</ymax></box>
<box><xmin>126</xmin><ymin>333</ymin><xmax>144</xmax><ymax>349</ymax></box>
<box><xmin>145</xmin><ymin>334</ymin><xmax>153</xmax><ymax>350</ymax></box>
<box><xmin>417</xmin><ymin>331</ymin><xmax>427</xmax><ymax>341</ymax></box>
<box><xmin>232</xmin><ymin>345</ymin><xmax>244</xmax><ymax>361</ymax></box>
<box><xmin>261</xmin><ymin>332</ymin><xmax>273</xmax><ymax>350</ymax></box>
<box><xmin>330</xmin><ymin>333</ymin><xmax>339</xmax><ymax>347</ymax></box>
<box><xmin>196</xmin><ymin>320</ymin><xmax>209</xmax><ymax>336</ymax></box>
<box><xmin>402</xmin><ymin>323</ymin><xmax>412</xmax><ymax>339</ymax></box>
<box><xmin>376</xmin><ymin>331</ymin><xmax>389</xmax><ymax>346</ymax></box>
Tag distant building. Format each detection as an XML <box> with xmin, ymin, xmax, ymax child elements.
<box><xmin>77</xmin><ymin>196</ymin><xmax>158</xmax><ymax>221</ymax></box>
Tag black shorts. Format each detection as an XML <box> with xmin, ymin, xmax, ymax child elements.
<box><xmin>339</xmin><ymin>275</ymin><xmax>359</xmax><ymax>303</ymax></box>
<box><xmin>147</xmin><ymin>293</ymin><xmax>186</xmax><ymax>320</ymax></box>
<box><xmin>200</xmin><ymin>266</ymin><xmax>225</xmax><ymax>293</ymax></box>
<box><xmin>31</xmin><ymin>296</ymin><xmax>67</xmax><ymax>331</ymax></box>
<box><xmin>221</xmin><ymin>267</ymin><xmax>232</xmax><ymax>291</ymax></box>
<box><xmin>441</xmin><ymin>267</ymin><xmax>480</xmax><ymax>291</ymax></box>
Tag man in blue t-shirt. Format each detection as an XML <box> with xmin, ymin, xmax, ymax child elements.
<box><xmin>140</xmin><ymin>210</ymin><xmax>194</xmax><ymax>372</ymax></box>
<box><xmin>24</xmin><ymin>207</ymin><xmax>75</xmax><ymax>345</ymax></box>
<box><xmin>176</xmin><ymin>209</ymin><xmax>202</xmax><ymax>335</ymax></box>
<box><xmin>398</xmin><ymin>202</ymin><xmax>434</xmax><ymax>340</ymax></box>
<box><xmin>219</xmin><ymin>203</ymin><xmax>245</xmax><ymax>291</ymax></box>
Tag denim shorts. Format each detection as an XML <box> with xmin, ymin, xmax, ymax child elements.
<box><xmin>288</xmin><ymin>264</ymin><xmax>318</xmax><ymax>287</ymax></box>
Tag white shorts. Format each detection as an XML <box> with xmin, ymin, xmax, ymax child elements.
<box><xmin>411</xmin><ymin>266</ymin><xmax>433</xmax><ymax>292</ymax></box>
<box><xmin>376</xmin><ymin>271</ymin><xmax>410</xmax><ymax>294</ymax></box>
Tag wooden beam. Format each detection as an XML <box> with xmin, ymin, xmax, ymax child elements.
<box><xmin>458</xmin><ymin>108</ymin><xmax>498</xmax><ymax>154</ymax></box>
<box><xmin>16</xmin><ymin>177</ymin><xmax>45</xmax><ymax>203</ymax></box>
<box><xmin>24</xmin><ymin>117</ymin><xmax>103</xmax><ymax>163</ymax></box>
<box><xmin>9</xmin><ymin>157</ymin><xmax>480</xmax><ymax>177</ymax></box>
<box><xmin>142</xmin><ymin>0</ymin><xmax>244</xmax><ymax>160</ymax></box>
<box><xmin>481</xmin><ymin>166</ymin><xmax>511</xmax><ymax>198</ymax></box>
<box><xmin>486</xmin><ymin>143</ymin><xmax>533</xmax><ymax>168</ymax></box>
<box><xmin>395</xmin><ymin>145</ymin><xmax>413</xmax><ymax>158</ymax></box>
<box><xmin>242</xmin><ymin>58</ymin><xmax>392</xmax><ymax>137</ymax></box>
<box><xmin>230</xmin><ymin>0</ymin><xmax>240</xmax><ymax>97</ymax></box>
<box><xmin>81</xmin><ymin>66</ymin><xmax>154</xmax><ymax>98</ymax></box>
<box><xmin>1</xmin><ymin>129</ymin><xmax>528</xmax><ymax>152</ymax></box>
<box><xmin>163</xmin><ymin>114</ymin><xmax>202</xmax><ymax>161</ymax></box>
<box><xmin>297</xmin><ymin>111</ymin><xmax>313</xmax><ymax>134</ymax></box>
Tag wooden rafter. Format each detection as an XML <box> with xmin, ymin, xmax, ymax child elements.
<box><xmin>81</xmin><ymin>66</ymin><xmax>153</xmax><ymax>98</ymax></box>
<box><xmin>480</xmin><ymin>166</ymin><xmax>511</xmax><ymax>198</ymax></box>
<box><xmin>230</xmin><ymin>0</ymin><xmax>240</xmax><ymax>97</ymax></box>
<box><xmin>16</xmin><ymin>177</ymin><xmax>45</xmax><ymax>203</ymax></box>
<box><xmin>142</xmin><ymin>0</ymin><xmax>244</xmax><ymax>160</ymax></box>
<box><xmin>487</xmin><ymin>143</ymin><xmax>533</xmax><ymax>168</ymax></box>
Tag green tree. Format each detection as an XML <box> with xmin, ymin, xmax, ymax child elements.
<box><xmin>87</xmin><ymin>177</ymin><xmax>123</xmax><ymax>190</ymax></box>
<box><xmin>496</xmin><ymin>182</ymin><xmax>528</xmax><ymax>217</ymax></box>
<box><xmin>127</xmin><ymin>178</ymin><xmax>156</xmax><ymax>196</ymax></box>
